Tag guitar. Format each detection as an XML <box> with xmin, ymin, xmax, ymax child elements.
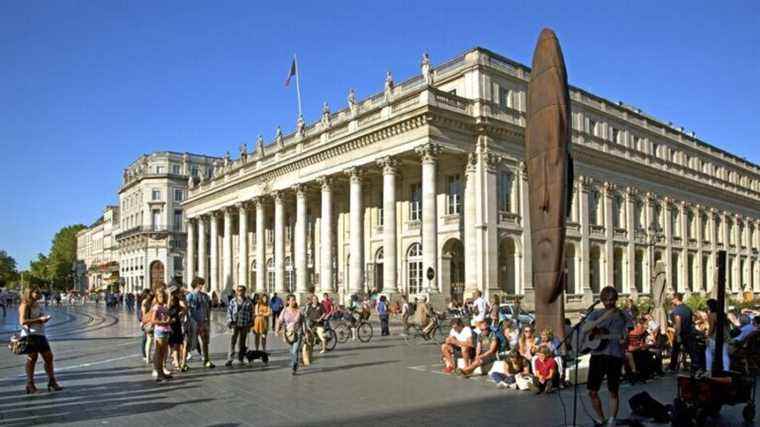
<box><xmin>580</xmin><ymin>308</ymin><xmax>626</xmax><ymax>353</ymax></box>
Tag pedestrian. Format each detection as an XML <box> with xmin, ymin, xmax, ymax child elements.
<box><xmin>277</xmin><ymin>294</ymin><xmax>304</xmax><ymax>375</ymax></box>
<box><xmin>668</xmin><ymin>292</ymin><xmax>694</xmax><ymax>373</ymax></box>
<box><xmin>270</xmin><ymin>292</ymin><xmax>284</xmax><ymax>330</ymax></box>
<box><xmin>305</xmin><ymin>295</ymin><xmax>326</xmax><ymax>353</ymax></box>
<box><xmin>225</xmin><ymin>285</ymin><xmax>254</xmax><ymax>367</ymax></box>
<box><xmin>400</xmin><ymin>295</ymin><xmax>411</xmax><ymax>335</ymax></box>
<box><xmin>377</xmin><ymin>295</ymin><xmax>390</xmax><ymax>336</ymax></box>
<box><xmin>18</xmin><ymin>287</ymin><xmax>62</xmax><ymax>394</ymax></box>
<box><xmin>166</xmin><ymin>285</ymin><xmax>188</xmax><ymax>372</ymax></box>
<box><xmin>149</xmin><ymin>288</ymin><xmax>173</xmax><ymax>382</ymax></box>
<box><xmin>138</xmin><ymin>289</ymin><xmax>153</xmax><ymax>364</ymax></box>
<box><xmin>186</xmin><ymin>278</ymin><xmax>215</xmax><ymax>368</ymax></box>
<box><xmin>320</xmin><ymin>293</ymin><xmax>335</xmax><ymax>330</ymax></box>
<box><xmin>252</xmin><ymin>293</ymin><xmax>271</xmax><ymax>353</ymax></box>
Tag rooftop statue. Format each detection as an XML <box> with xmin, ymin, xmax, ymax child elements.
<box><xmin>348</xmin><ymin>88</ymin><xmax>358</xmax><ymax>116</ymax></box>
<box><xmin>384</xmin><ymin>71</ymin><xmax>394</xmax><ymax>103</ymax></box>
<box><xmin>256</xmin><ymin>134</ymin><xmax>265</xmax><ymax>156</ymax></box>
<box><xmin>525</xmin><ymin>29</ymin><xmax>573</xmax><ymax>339</ymax></box>
<box><xmin>321</xmin><ymin>102</ymin><xmax>331</xmax><ymax>127</ymax></box>
<box><xmin>421</xmin><ymin>52</ymin><xmax>432</xmax><ymax>85</ymax></box>
<box><xmin>296</xmin><ymin>115</ymin><xmax>305</xmax><ymax>137</ymax></box>
<box><xmin>275</xmin><ymin>126</ymin><xmax>283</xmax><ymax>148</ymax></box>
<box><xmin>239</xmin><ymin>143</ymin><xmax>248</xmax><ymax>163</ymax></box>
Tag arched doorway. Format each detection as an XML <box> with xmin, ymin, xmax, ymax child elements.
<box><xmin>374</xmin><ymin>248</ymin><xmax>384</xmax><ymax>292</ymax></box>
<box><xmin>565</xmin><ymin>243</ymin><xmax>577</xmax><ymax>294</ymax></box>
<box><xmin>590</xmin><ymin>245</ymin><xmax>602</xmax><ymax>293</ymax></box>
<box><xmin>498</xmin><ymin>238</ymin><xmax>518</xmax><ymax>295</ymax></box>
<box><xmin>442</xmin><ymin>239</ymin><xmax>464</xmax><ymax>303</ymax></box>
<box><xmin>613</xmin><ymin>247</ymin><xmax>624</xmax><ymax>293</ymax></box>
<box><xmin>149</xmin><ymin>261</ymin><xmax>164</xmax><ymax>290</ymax></box>
<box><xmin>406</xmin><ymin>243</ymin><xmax>423</xmax><ymax>295</ymax></box>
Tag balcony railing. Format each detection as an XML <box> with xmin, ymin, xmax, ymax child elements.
<box><xmin>115</xmin><ymin>224</ymin><xmax>184</xmax><ymax>240</ymax></box>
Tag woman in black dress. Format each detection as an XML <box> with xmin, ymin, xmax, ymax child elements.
<box><xmin>167</xmin><ymin>286</ymin><xmax>188</xmax><ymax>372</ymax></box>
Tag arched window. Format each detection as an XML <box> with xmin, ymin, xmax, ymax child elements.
<box><xmin>266</xmin><ymin>258</ymin><xmax>274</xmax><ymax>292</ymax></box>
<box><xmin>407</xmin><ymin>243</ymin><xmax>423</xmax><ymax>294</ymax></box>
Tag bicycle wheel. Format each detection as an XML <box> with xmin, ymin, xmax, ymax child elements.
<box><xmin>357</xmin><ymin>322</ymin><xmax>373</xmax><ymax>343</ymax></box>
<box><xmin>324</xmin><ymin>329</ymin><xmax>337</xmax><ymax>351</ymax></box>
<box><xmin>335</xmin><ymin>323</ymin><xmax>350</xmax><ymax>343</ymax></box>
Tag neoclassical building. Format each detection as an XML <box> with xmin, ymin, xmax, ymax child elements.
<box><xmin>76</xmin><ymin>205</ymin><xmax>120</xmax><ymax>291</ymax></box>
<box><xmin>117</xmin><ymin>151</ymin><xmax>219</xmax><ymax>291</ymax></box>
<box><xmin>183</xmin><ymin>48</ymin><xmax>760</xmax><ymax>308</ymax></box>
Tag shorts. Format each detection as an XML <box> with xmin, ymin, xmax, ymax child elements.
<box><xmin>587</xmin><ymin>354</ymin><xmax>624</xmax><ymax>392</ymax></box>
<box><xmin>453</xmin><ymin>346</ymin><xmax>475</xmax><ymax>360</ymax></box>
<box><xmin>25</xmin><ymin>335</ymin><xmax>51</xmax><ymax>354</ymax></box>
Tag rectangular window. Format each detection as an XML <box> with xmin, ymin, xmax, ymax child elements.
<box><xmin>152</xmin><ymin>210</ymin><xmax>161</xmax><ymax>229</ymax></box>
<box><xmin>498</xmin><ymin>172</ymin><xmax>513</xmax><ymax>212</ymax></box>
<box><xmin>155</xmin><ymin>165</ymin><xmax>164</xmax><ymax>174</ymax></box>
<box><xmin>410</xmin><ymin>184</ymin><xmax>422</xmax><ymax>221</ymax></box>
<box><xmin>378</xmin><ymin>187</ymin><xmax>384</xmax><ymax>226</ymax></box>
<box><xmin>612</xmin><ymin>128</ymin><xmax>620</xmax><ymax>144</ymax></box>
<box><xmin>589</xmin><ymin>119</ymin><xmax>598</xmax><ymax>137</ymax></box>
<box><xmin>446</xmin><ymin>174</ymin><xmax>462</xmax><ymax>215</ymax></box>
<box><xmin>173</xmin><ymin>256</ymin><xmax>183</xmax><ymax>271</ymax></box>
<box><xmin>174</xmin><ymin>189</ymin><xmax>183</xmax><ymax>202</ymax></box>
<box><xmin>498</xmin><ymin>86</ymin><xmax>511</xmax><ymax>110</ymax></box>
<box><xmin>191</xmin><ymin>166</ymin><xmax>198</xmax><ymax>177</ymax></box>
<box><xmin>171</xmin><ymin>164</ymin><xmax>180</xmax><ymax>174</ymax></box>
<box><xmin>152</xmin><ymin>189</ymin><xmax>161</xmax><ymax>201</ymax></box>
<box><xmin>173</xmin><ymin>210</ymin><xmax>182</xmax><ymax>231</ymax></box>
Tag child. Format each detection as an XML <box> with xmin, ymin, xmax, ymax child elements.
<box><xmin>534</xmin><ymin>347</ymin><xmax>558</xmax><ymax>394</ymax></box>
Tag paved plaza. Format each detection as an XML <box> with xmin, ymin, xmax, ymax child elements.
<box><xmin>0</xmin><ymin>304</ymin><xmax>752</xmax><ymax>426</ymax></box>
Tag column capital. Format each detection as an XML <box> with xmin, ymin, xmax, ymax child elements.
<box><xmin>377</xmin><ymin>156</ymin><xmax>400</xmax><ymax>175</ymax></box>
<box><xmin>235</xmin><ymin>201</ymin><xmax>251</xmax><ymax>211</ymax></box>
<box><xmin>212</xmin><ymin>210</ymin><xmax>224</xmax><ymax>219</ymax></box>
<box><xmin>602</xmin><ymin>181</ymin><xmax>617</xmax><ymax>196</ymax></box>
<box><xmin>415</xmin><ymin>143</ymin><xmax>441</xmax><ymax>163</ymax></box>
<box><xmin>272</xmin><ymin>190</ymin><xmax>283</xmax><ymax>203</ymax></box>
<box><xmin>519</xmin><ymin>161</ymin><xmax>528</xmax><ymax>182</ymax></box>
<box><xmin>317</xmin><ymin>176</ymin><xmax>333</xmax><ymax>190</ymax></box>
<box><xmin>344</xmin><ymin>167</ymin><xmax>365</xmax><ymax>183</ymax></box>
<box><xmin>291</xmin><ymin>183</ymin><xmax>306</xmax><ymax>197</ymax></box>
<box><xmin>187</xmin><ymin>216</ymin><xmax>197</xmax><ymax>224</ymax></box>
<box><xmin>465</xmin><ymin>152</ymin><xmax>477</xmax><ymax>174</ymax></box>
<box><xmin>224</xmin><ymin>205</ymin><xmax>236</xmax><ymax>215</ymax></box>
<box><xmin>625</xmin><ymin>186</ymin><xmax>638</xmax><ymax>198</ymax></box>
<box><xmin>481</xmin><ymin>149</ymin><xmax>502</xmax><ymax>172</ymax></box>
<box><xmin>578</xmin><ymin>175</ymin><xmax>593</xmax><ymax>192</ymax></box>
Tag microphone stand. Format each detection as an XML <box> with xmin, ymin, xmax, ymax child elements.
<box><xmin>559</xmin><ymin>305</ymin><xmax>596</xmax><ymax>426</ymax></box>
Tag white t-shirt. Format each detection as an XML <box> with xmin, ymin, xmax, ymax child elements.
<box><xmin>449</xmin><ymin>326</ymin><xmax>473</xmax><ymax>344</ymax></box>
<box><xmin>473</xmin><ymin>297</ymin><xmax>489</xmax><ymax>322</ymax></box>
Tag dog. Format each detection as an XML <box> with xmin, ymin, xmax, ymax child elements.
<box><xmin>244</xmin><ymin>349</ymin><xmax>270</xmax><ymax>365</ymax></box>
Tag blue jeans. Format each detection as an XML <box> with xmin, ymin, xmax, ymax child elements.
<box><xmin>289</xmin><ymin>334</ymin><xmax>302</xmax><ymax>371</ymax></box>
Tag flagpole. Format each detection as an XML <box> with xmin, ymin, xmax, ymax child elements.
<box><xmin>294</xmin><ymin>54</ymin><xmax>303</xmax><ymax>118</ymax></box>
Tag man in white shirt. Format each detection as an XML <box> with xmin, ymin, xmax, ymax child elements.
<box><xmin>471</xmin><ymin>290</ymin><xmax>490</xmax><ymax>325</ymax></box>
<box><xmin>441</xmin><ymin>318</ymin><xmax>474</xmax><ymax>374</ymax></box>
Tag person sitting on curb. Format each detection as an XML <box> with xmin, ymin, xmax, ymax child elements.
<box><xmin>457</xmin><ymin>320</ymin><xmax>498</xmax><ymax>377</ymax></box>
<box><xmin>490</xmin><ymin>350</ymin><xmax>534</xmax><ymax>390</ymax></box>
<box><xmin>534</xmin><ymin>346</ymin><xmax>559</xmax><ymax>394</ymax></box>
<box><xmin>441</xmin><ymin>317</ymin><xmax>474</xmax><ymax>374</ymax></box>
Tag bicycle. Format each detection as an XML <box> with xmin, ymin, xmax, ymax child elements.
<box><xmin>333</xmin><ymin>309</ymin><xmax>373</xmax><ymax>343</ymax></box>
<box><xmin>403</xmin><ymin>310</ymin><xmax>446</xmax><ymax>345</ymax></box>
<box><xmin>304</xmin><ymin>322</ymin><xmax>337</xmax><ymax>352</ymax></box>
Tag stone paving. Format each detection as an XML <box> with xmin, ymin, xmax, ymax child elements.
<box><xmin>0</xmin><ymin>303</ymin><xmax>754</xmax><ymax>426</ymax></box>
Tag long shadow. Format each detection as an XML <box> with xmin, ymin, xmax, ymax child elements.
<box><xmin>331</xmin><ymin>344</ymin><xmax>397</xmax><ymax>352</ymax></box>
<box><xmin>297</xmin><ymin>360</ymin><xmax>399</xmax><ymax>375</ymax></box>
<box><xmin>49</xmin><ymin>336</ymin><xmax>138</xmax><ymax>342</ymax></box>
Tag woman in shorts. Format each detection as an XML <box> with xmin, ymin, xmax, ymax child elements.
<box><xmin>151</xmin><ymin>290</ymin><xmax>173</xmax><ymax>382</ymax></box>
<box><xmin>19</xmin><ymin>287</ymin><xmax>62</xmax><ymax>394</ymax></box>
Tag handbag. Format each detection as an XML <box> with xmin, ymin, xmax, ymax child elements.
<box><xmin>8</xmin><ymin>333</ymin><xmax>29</xmax><ymax>355</ymax></box>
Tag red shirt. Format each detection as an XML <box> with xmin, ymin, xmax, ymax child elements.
<box><xmin>535</xmin><ymin>356</ymin><xmax>557</xmax><ymax>378</ymax></box>
<box><xmin>321</xmin><ymin>299</ymin><xmax>333</xmax><ymax>316</ymax></box>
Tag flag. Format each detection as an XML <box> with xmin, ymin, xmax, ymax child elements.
<box><xmin>285</xmin><ymin>59</ymin><xmax>296</xmax><ymax>87</ymax></box>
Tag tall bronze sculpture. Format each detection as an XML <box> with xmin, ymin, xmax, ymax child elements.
<box><xmin>525</xmin><ymin>29</ymin><xmax>573</xmax><ymax>338</ymax></box>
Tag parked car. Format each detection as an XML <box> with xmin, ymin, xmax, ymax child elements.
<box><xmin>499</xmin><ymin>303</ymin><xmax>534</xmax><ymax>326</ymax></box>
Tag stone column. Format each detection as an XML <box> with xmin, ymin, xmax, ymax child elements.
<box><xmin>347</xmin><ymin>168</ymin><xmax>364</xmax><ymax>295</ymax></box>
<box><xmin>664</xmin><ymin>198</ymin><xmax>674</xmax><ymax>293</ymax></box>
<box><xmin>378</xmin><ymin>157</ymin><xmax>399</xmax><ymax>294</ymax></box>
<box><xmin>520</xmin><ymin>161</ymin><xmax>533</xmax><ymax>297</ymax></box>
<box><xmin>625</xmin><ymin>187</ymin><xmax>636</xmax><ymax>294</ymax></box>
<box><xmin>707</xmin><ymin>208</ymin><xmax>717</xmax><ymax>294</ymax></box>
<box><xmin>273</xmin><ymin>192</ymin><xmax>286</xmax><ymax>293</ymax></box>
<box><xmin>209</xmin><ymin>212</ymin><xmax>219</xmax><ymax>292</ymax></box>
<box><xmin>294</xmin><ymin>185</ymin><xmax>308</xmax><ymax>296</ymax></box>
<box><xmin>197</xmin><ymin>215</ymin><xmax>207</xmax><ymax>281</ymax></box>
<box><xmin>644</xmin><ymin>193</ymin><xmax>655</xmax><ymax>294</ymax></box>
<box><xmin>417</xmin><ymin>143</ymin><xmax>441</xmax><ymax>293</ymax></box>
<box><xmin>463</xmin><ymin>154</ymin><xmax>478</xmax><ymax>294</ymax></box>
<box><xmin>679</xmin><ymin>202</ymin><xmax>689</xmax><ymax>293</ymax></box>
<box><xmin>695</xmin><ymin>206</ymin><xmax>704</xmax><ymax>292</ymax></box>
<box><xmin>319</xmin><ymin>177</ymin><xmax>334</xmax><ymax>293</ymax></box>
<box><xmin>223</xmin><ymin>207</ymin><xmax>233</xmax><ymax>292</ymax></box>
<box><xmin>237</xmin><ymin>203</ymin><xmax>248</xmax><ymax>288</ymax></box>
<box><xmin>603</xmin><ymin>182</ymin><xmax>615</xmax><ymax>288</ymax></box>
<box><xmin>579</xmin><ymin>176</ymin><xmax>592</xmax><ymax>297</ymax></box>
<box><xmin>186</xmin><ymin>218</ymin><xmax>196</xmax><ymax>284</ymax></box>
<box><xmin>255</xmin><ymin>198</ymin><xmax>266</xmax><ymax>293</ymax></box>
<box><xmin>475</xmin><ymin>145</ymin><xmax>500</xmax><ymax>296</ymax></box>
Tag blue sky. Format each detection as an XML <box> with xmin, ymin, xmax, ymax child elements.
<box><xmin>1</xmin><ymin>1</ymin><xmax>758</xmax><ymax>269</ymax></box>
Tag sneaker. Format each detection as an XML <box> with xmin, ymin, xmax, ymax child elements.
<box><xmin>497</xmin><ymin>382</ymin><xmax>509</xmax><ymax>389</ymax></box>
<box><xmin>187</xmin><ymin>353</ymin><xmax>193</xmax><ymax>362</ymax></box>
<box><xmin>204</xmin><ymin>361</ymin><xmax>215</xmax><ymax>368</ymax></box>
<box><xmin>509</xmin><ymin>383</ymin><xmax>518</xmax><ymax>390</ymax></box>
<box><xmin>224</xmin><ymin>360</ymin><xmax>233</xmax><ymax>367</ymax></box>
<box><xmin>442</xmin><ymin>366</ymin><xmax>454</xmax><ymax>374</ymax></box>
<box><xmin>151</xmin><ymin>370</ymin><xmax>159</xmax><ymax>379</ymax></box>
<box><xmin>605</xmin><ymin>417</ymin><xmax>616</xmax><ymax>426</ymax></box>
<box><xmin>163</xmin><ymin>368</ymin><xmax>172</xmax><ymax>376</ymax></box>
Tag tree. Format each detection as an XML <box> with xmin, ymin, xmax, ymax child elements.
<box><xmin>26</xmin><ymin>253</ymin><xmax>51</xmax><ymax>287</ymax></box>
<box><xmin>47</xmin><ymin>224</ymin><xmax>86</xmax><ymax>290</ymax></box>
<box><xmin>0</xmin><ymin>250</ymin><xmax>19</xmax><ymax>288</ymax></box>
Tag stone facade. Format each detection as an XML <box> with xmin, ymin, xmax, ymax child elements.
<box><xmin>116</xmin><ymin>151</ymin><xmax>219</xmax><ymax>292</ymax></box>
<box><xmin>76</xmin><ymin>206</ymin><xmax>120</xmax><ymax>291</ymax></box>
<box><xmin>182</xmin><ymin>48</ymin><xmax>760</xmax><ymax>308</ymax></box>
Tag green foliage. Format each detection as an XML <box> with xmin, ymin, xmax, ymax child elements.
<box><xmin>0</xmin><ymin>249</ymin><xmax>19</xmax><ymax>287</ymax></box>
<box><xmin>47</xmin><ymin>224</ymin><xmax>86</xmax><ymax>290</ymax></box>
<box><xmin>685</xmin><ymin>293</ymin><xmax>708</xmax><ymax>312</ymax></box>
